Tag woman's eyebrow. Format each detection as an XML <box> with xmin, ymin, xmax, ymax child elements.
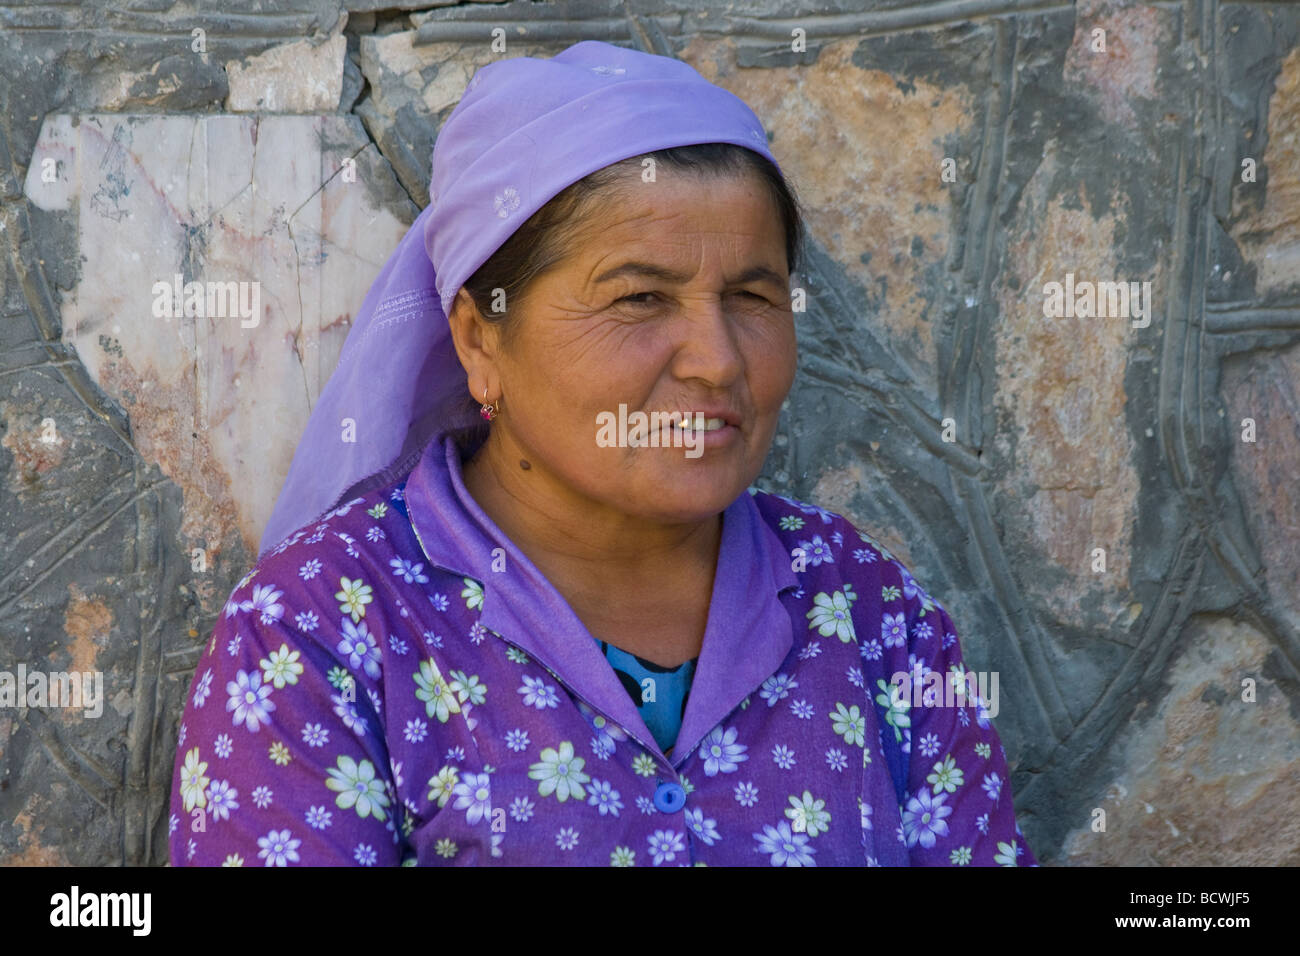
<box><xmin>593</xmin><ymin>262</ymin><xmax>785</xmax><ymax>286</ymax></box>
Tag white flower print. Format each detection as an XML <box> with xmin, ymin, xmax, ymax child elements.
<box><xmin>494</xmin><ymin>185</ymin><xmax>521</xmax><ymax>218</ymax></box>
<box><xmin>324</xmin><ymin>497</ymin><xmax>364</xmax><ymax>521</ymax></box>
<box><xmin>241</xmin><ymin>584</ymin><xmax>284</xmax><ymax>625</ymax></box>
<box><xmin>302</xmin><ymin>722</ymin><xmax>329</xmax><ymax>747</ymax></box>
<box><xmin>685</xmin><ymin>808</ymin><xmax>720</xmax><ymax>845</ymax></box>
<box><xmin>193</xmin><ymin>668</ymin><xmax>213</xmax><ymax>708</ymax></box>
<box><xmin>902</xmin><ymin>789</ymin><xmax>951</xmax><ymax>849</ymax></box>
<box><xmin>586</xmin><ymin>779</ymin><xmax>623</xmax><ymax>817</ymax></box>
<box><xmin>336</xmin><ymin>532</ymin><xmax>359</xmax><ymax>558</ymax></box>
<box><xmin>225</xmin><ymin>669</ymin><xmax>275</xmax><ymax>733</ymax></box>
<box><xmin>982</xmin><ymin>772</ymin><xmax>1003</xmax><ymax>803</ymax></box>
<box><xmin>257</xmin><ymin>828</ymin><xmax>301</xmax><ymax>866</ymax></box>
<box><xmin>647</xmin><ymin>829</ymin><xmax>685</xmax><ymax>866</ymax></box>
<box><xmin>451</xmin><ymin>771</ymin><xmax>493</xmax><ymax>824</ymax></box>
<box><xmin>389</xmin><ymin>557</ymin><xmax>428</xmax><ymax>584</ymax></box>
<box><xmin>355</xmin><ymin>843</ymin><xmax>378</xmax><ymax>866</ymax></box>
<box><xmin>206</xmin><ymin>779</ymin><xmax>238</xmax><ymax>821</ymax></box>
<box><xmin>699</xmin><ymin>725</ymin><xmax>748</xmax><ymax>775</ymax></box>
<box><xmin>796</xmin><ymin>535</ymin><xmax>834</xmax><ymax>566</ymax></box>
<box><xmin>759</xmin><ymin>673</ymin><xmax>797</xmax><ymax>706</ymax></box>
<box><xmin>517</xmin><ymin>675</ymin><xmax>559</xmax><ymax>709</ymax></box>
<box><xmin>337</xmin><ymin>618</ymin><xmax>382</xmax><ymax>680</ymax></box>
<box><xmin>771</xmin><ymin>745</ymin><xmax>796</xmax><ymax>770</ymax></box>
<box><xmin>270</xmin><ymin>530</ymin><xmax>303</xmax><ymax>556</ymax></box>
<box><xmin>331</xmin><ymin>693</ymin><xmax>369</xmax><ymax>736</ymax></box>
<box><xmin>882</xmin><ymin>612</ymin><xmax>907</xmax><ymax>648</ymax></box>
<box><xmin>753</xmin><ymin>821</ymin><xmax>815</xmax><ymax>867</ymax></box>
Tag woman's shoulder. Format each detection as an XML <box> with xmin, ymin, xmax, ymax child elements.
<box><xmin>221</xmin><ymin>480</ymin><xmax>418</xmax><ymax>632</ymax></box>
<box><xmin>748</xmin><ymin>485</ymin><xmax>895</xmax><ymax>565</ymax></box>
<box><xmin>747</xmin><ymin>486</ymin><xmax>947</xmax><ymax>617</ymax></box>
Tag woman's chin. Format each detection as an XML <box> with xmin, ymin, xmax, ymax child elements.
<box><xmin>616</xmin><ymin>464</ymin><xmax>751</xmax><ymax>517</ymax></box>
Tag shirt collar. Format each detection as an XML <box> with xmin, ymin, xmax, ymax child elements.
<box><xmin>403</xmin><ymin>430</ymin><xmax>801</xmax><ymax>764</ymax></box>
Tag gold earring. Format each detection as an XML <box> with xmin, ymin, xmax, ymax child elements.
<box><xmin>479</xmin><ymin>385</ymin><xmax>500</xmax><ymax>422</ymax></box>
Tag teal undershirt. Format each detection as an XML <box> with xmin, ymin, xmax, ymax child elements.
<box><xmin>594</xmin><ymin>638</ymin><xmax>697</xmax><ymax>755</ymax></box>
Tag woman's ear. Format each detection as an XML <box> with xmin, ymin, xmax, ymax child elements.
<box><xmin>446</xmin><ymin>287</ymin><xmax>501</xmax><ymax>388</ymax></box>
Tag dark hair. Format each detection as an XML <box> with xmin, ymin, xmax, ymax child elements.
<box><xmin>460</xmin><ymin>142</ymin><xmax>805</xmax><ymax>342</ymax></box>
<box><xmin>449</xmin><ymin>142</ymin><xmax>805</xmax><ymax>443</ymax></box>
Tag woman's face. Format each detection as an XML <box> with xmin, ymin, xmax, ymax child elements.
<box><xmin>463</xmin><ymin>167</ymin><xmax>797</xmax><ymax>526</ymax></box>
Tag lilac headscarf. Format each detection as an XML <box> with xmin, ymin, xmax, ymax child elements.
<box><xmin>258</xmin><ymin>40</ymin><xmax>784</xmax><ymax>558</ymax></box>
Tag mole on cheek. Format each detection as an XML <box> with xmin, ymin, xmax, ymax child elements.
<box><xmin>519</xmin><ymin>459</ymin><xmax>531</xmax><ymax>470</ymax></box>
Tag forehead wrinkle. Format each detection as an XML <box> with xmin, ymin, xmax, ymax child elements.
<box><xmin>573</xmin><ymin>188</ymin><xmax>783</xmax><ymax>295</ymax></box>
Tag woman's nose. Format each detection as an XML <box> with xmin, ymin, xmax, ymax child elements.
<box><xmin>668</xmin><ymin>297</ymin><xmax>744</xmax><ymax>388</ymax></box>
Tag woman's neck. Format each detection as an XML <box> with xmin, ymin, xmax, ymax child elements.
<box><xmin>458</xmin><ymin>428</ymin><xmax>723</xmax><ymax>625</ymax></box>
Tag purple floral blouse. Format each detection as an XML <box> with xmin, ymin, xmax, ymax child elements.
<box><xmin>169</xmin><ymin>431</ymin><xmax>1037</xmax><ymax>867</ymax></box>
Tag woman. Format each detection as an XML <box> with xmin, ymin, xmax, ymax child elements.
<box><xmin>169</xmin><ymin>40</ymin><xmax>1036</xmax><ymax>866</ymax></box>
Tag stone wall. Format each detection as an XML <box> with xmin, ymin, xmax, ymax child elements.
<box><xmin>1</xmin><ymin>0</ymin><xmax>1297</xmax><ymax>865</ymax></box>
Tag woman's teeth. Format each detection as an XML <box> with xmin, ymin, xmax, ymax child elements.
<box><xmin>672</xmin><ymin>417</ymin><xmax>728</xmax><ymax>432</ymax></box>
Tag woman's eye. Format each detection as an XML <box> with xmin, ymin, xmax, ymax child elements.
<box><xmin>617</xmin><ymin>292</ymin><xmax>658</xmax><ymax>306</ymax></box>
<box><xmin>614</xmin><ymin>291</ymin><xmax>769</xmax><ymax>308</ymax></box>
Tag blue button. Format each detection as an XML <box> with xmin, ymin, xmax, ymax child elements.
<box><xmin>653</xmin><ymin>781</ymin><xmax>686</xmax><ymax>813</ymax></box>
